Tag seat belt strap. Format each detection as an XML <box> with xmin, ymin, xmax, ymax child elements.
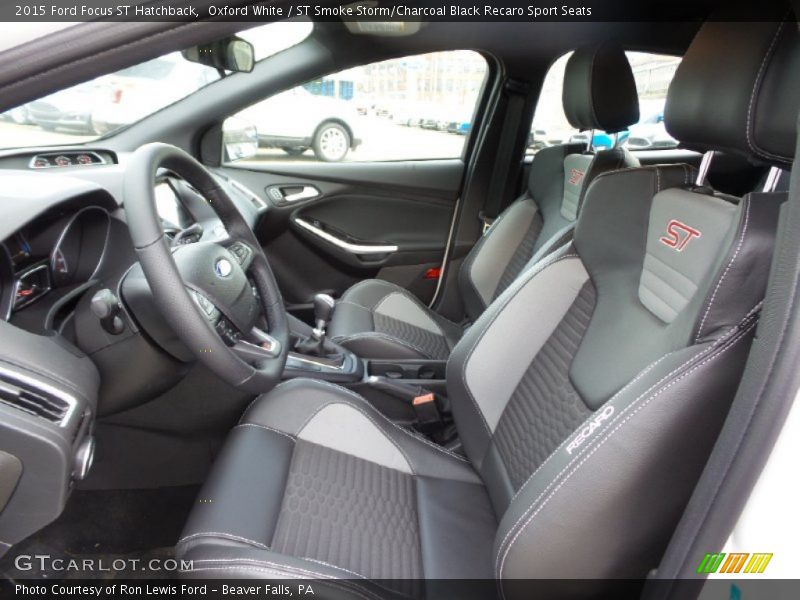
<box><xmin>481</xmin><ymin>79</ymin><xmax>529</xmax><ymax>234</ymax></box>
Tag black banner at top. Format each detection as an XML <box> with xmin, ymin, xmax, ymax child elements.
<box><xmin>0</xmin><ymin>0</ymin><xmax>795</xmax><ymax>23</ymax></box>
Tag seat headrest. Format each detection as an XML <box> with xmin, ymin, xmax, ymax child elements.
<box><xmin>665</xmin><ymin>17</ymin><xmax>799</xmax><ymax>167</ymax></box>
<box><xmin>562</xmin><ymin>42</ymin><xmax>640</xmax><ymax>133</ymax></box>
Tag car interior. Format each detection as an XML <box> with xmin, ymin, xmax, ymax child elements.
<box><xmin>0</xmin><ymin>3</ymin><xmax>799</xmax><ymax>599</ymax></box>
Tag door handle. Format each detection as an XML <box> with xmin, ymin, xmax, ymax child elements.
<box><xmin>267</xmin><ymin>184</ymin><xmax>320</xmax><ymax>204</ymax></box>
<box><xmin>284</xmin><ymin>185</ymin><xmax>320</xmax><ymax>202</ymax></box>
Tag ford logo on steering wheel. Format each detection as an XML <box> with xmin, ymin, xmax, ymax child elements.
<box><xmin>215</xmin><ymin>258</ymin><xmax>233</xmax><ymax>278</ymax></box>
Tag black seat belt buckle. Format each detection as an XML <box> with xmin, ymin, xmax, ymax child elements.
<box><xmin>412</xmin><ymin>393</ymin><xmax>441</xmax><ymax>427</ymax></box>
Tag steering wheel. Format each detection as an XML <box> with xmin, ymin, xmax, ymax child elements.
<box><xmin>123</xmin><ymin>143</ymin><xmax>288</xmax><ymax>394</ymax></box>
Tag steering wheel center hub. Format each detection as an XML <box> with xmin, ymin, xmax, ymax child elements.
<box><xmin>172</xmin><ymin>241</ymin><xmax>259</xmax><ymax>333</ymax></box>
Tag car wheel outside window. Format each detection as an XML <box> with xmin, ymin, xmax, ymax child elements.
<box><xmin>313</xmin><ymin>122</ymin><xmax>350</xmax><ymax>162</ymax></box>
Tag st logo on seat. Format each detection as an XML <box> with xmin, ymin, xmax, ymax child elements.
<box><xmin>660</xmin><ymin>219</ymin><xmax>702</xmax><ymax>251</ymax></box>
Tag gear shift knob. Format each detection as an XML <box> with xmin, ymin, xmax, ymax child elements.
<box><xmin>312</xmin><ymin>293</ymin><xmax>335</xmax><ymax>339</ymax></box>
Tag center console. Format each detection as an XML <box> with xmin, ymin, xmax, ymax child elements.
<box><xmin>284</xmin><ymin>298</ymin><xmax>452</xmax><ymax>437</ymax></box>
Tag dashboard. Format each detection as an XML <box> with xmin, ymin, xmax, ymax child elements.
<box><xmin>0</xmin><ymin>144</ymin><xmax>267</xmax><ymax>555</ymax></box>
<box><xmin>0</xmin><ymin>148</ymin><xmax>265</xmax><ymax>330</ymax></box>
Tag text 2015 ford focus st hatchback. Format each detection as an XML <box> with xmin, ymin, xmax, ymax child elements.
<box><xmin>0</xmin><ymin>1</ymin><xmax>798</xmax><ymax>599</ymax></box>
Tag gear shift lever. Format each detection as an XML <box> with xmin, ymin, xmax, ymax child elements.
<box><xmin>312</xmin><ymin>293</ymin><xmax>336</xmax><ymax>341</ymax></box>
<box><xmin>291</xmin><ymin>293</ymin><xmax>347</xmax><ymax>366</ymax></box>
<box><xmin>293</xmin><ymin>293</ymin><xmax>340</xmax><ymax>358</ymax></box>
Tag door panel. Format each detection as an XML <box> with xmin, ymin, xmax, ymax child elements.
<box><xmin>220</xmin><ymin>160</ymin><xmax>462</xmax><ymax>317</ymax></box>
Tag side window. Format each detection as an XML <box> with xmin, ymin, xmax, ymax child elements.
<box><xmin>528</xmin><ymin>51</ymin><xmax>682</xmax><ymax>156</ymax></box>
<box><xmin>224</xmin><ymin>51</ymin><xmax>488</xmax><ymax>164</ymax></box>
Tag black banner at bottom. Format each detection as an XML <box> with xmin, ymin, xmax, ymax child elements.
<box><xmin>2</xmin><ymin>579</ymin><xmax>800</xmax><ymax>600</ymax></box>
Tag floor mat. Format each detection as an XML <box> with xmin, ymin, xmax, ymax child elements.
<box><xmin>0</xmin><ymin>486</ymin><xmax>198</xmax><ymax>579</ymax></box>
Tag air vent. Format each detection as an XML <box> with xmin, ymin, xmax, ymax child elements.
<box><xmin>0</xmin><ymin>371</ymin><xmax>75</xmax><ymax>426</ymax></box>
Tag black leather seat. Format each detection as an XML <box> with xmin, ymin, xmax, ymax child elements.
<box><xmin>327</xmin><ymin>43</ymin><xmax>640</xmax><ymax>361</ymax></box>
<box><xmin>177</xmin><ymin>19</ymin><xmax>798</xmax><ymax>599</ymax></box>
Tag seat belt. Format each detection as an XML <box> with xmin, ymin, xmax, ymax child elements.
<box><xmin>480</xmin><ymin>78</ymin><xmax>530</xmax><ymax>234</ymax></box>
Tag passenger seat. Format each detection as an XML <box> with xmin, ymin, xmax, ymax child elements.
<box><xmin>328</xmin><ymin>43</ymin><xmax>641</xmax><ymax>360</ymax></box>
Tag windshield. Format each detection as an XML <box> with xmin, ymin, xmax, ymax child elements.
<box><xmin>0</xmin><ymin>20</ymin><xmax>313</xmax><ymax>151</ymax></box>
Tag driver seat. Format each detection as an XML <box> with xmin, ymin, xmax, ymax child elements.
<box><xmin>176</xmin><ymin>19</ymin><xmax>798</xmax><ymax>598</ymax></box>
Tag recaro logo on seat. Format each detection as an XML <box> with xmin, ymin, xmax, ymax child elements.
<box><xmin>568</xmin><ymin>168</ymin><xmax>585</xmax><ymax>186</ymax></box>
<box><xmin>566</xmin><ymin>404</ymin><xmax>614</xmax><ymax>455</ymax></box>
<box><xmin>660</xmin><ymin>219</ymin><xmax>702</xmax><ymax>251</ymax></box>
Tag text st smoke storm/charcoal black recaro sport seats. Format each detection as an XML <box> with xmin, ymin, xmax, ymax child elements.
<box><xmin>326</xmin><ymin>43</ymin><xmax>641</xmax><ymax>361</ymax></box>
<box><xmin>175</xmin><ymin>19</ymin><xmax>798</xmax><ymax>599</ymax></box>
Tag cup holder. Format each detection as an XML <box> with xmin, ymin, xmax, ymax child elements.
<box><xmin>367</xmin><ymin>359</ymin><xmax>446</xmax><ymax>381</ymax></box>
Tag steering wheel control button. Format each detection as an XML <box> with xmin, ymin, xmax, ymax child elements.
<box><xmin>228</xmin><ymin>242</ymin><xmax>252</xmax><ymax>265</ymax></box>
<box><xmin>214</xmin><ymin>257</ymin><xmax>233</xmax><ymax>278</ymax></box>
<box><xmin>189</xmin><ymin>290</ymin><xmax>218</xmax><ymax>318</ymax></box>
<box><xmin>215</xmin><ymin>318</ymin><xmax>241</xmax><ymax>346</ymax></box>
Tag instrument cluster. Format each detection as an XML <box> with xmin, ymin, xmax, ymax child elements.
<box><xmin>0</xmin><ymin>206</ymin><xmax>110</xmax><ymax>319</ymax></box>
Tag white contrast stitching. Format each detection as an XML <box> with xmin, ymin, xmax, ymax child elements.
<box><xmin>496</xmin><ymin>319</ymin><xmax>756</xmax><ymax>581</ymax></box>
<box><xmin>695</xmin><ymin>196</ymin><xmax>751</xmax><ymax>342</ymax></box>
<box><xmin>187</xmin><ymin>557</ymin><xmax>356</xmax><ymax>580</ymax></box>
<box><xmin>371</xmin><ymin>292</ymin><xmax>400</xmax><ymax>314</ymax></box>
<box><xmin>178</xmin><ymin>531</ymin><xmax>269</xmax><ymax>550</ymax></box>
<box><xmin>373</xmin><ymin>291</ymin><xmax>446</xmax><ymax>336</ymax></box>
<box><xmin>236</xmin><ymin>423</ymin><xmax>296</xmax><ymax>442</ymax></box>
<box><xmin>339</xmin><ymin>278</ymin><xmax>397</xmax><ymax>308</ymax></box>
<box><xmin>334</xmin><ymin>300</ymin><xmax>372</xmax><ymax>310</ymax></box>
<box><xmin>745</xmin><ymin>19</ymin><xmax>789</xmax><ymax>161</ymax></box>
<box><xmin>298</xmin><ymin>557</ymin><xmax>369</xmax><ymax>580</ymax></box>
<box><xmin>186</xmin><ymin>565</ymin><xmax>301</xmax><ymax>578</ymax></box>
<box><xmin>335</xmin><ymin>332</ymin><xmax>437</xmax><ymax>360</ymax></box>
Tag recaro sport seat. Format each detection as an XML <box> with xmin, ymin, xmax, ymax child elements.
<box><xmin>176</xmin><ymin>19</ymin><xmax>798</xmax><ymax>598</ymax></box>
<box><xmin>327</xmin><ymin>43</ymin><xmax>640</xmax><ymax>360</ymax></box>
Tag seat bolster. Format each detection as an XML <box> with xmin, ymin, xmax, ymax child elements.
<box><xmin>448</xmin><ymin>244</ymin><xmax>585</xmax><ymax>472</ymax></box>
<box><xmin>242</xmin><ymin>378</ymin><xmax>482</xmax><ymax>485</ymax></box>
<box><xmin>338</xmin><ymin>278</ymin><xmax>403</xmax><ymax>309</ymax></box>
<box><xmin>459</xmin><ymin>198</ymin><xmax>541</xmax><ymax>317</ymax></box>
<box><xmin>493</xmin><ymin>312</ymin><xmax>757</xmax><ymax>585</ymax></box>
<box><xmin>177</xmin><ymin>425</ymin><xmax>294</xmax><ymax>556</ymax></box>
